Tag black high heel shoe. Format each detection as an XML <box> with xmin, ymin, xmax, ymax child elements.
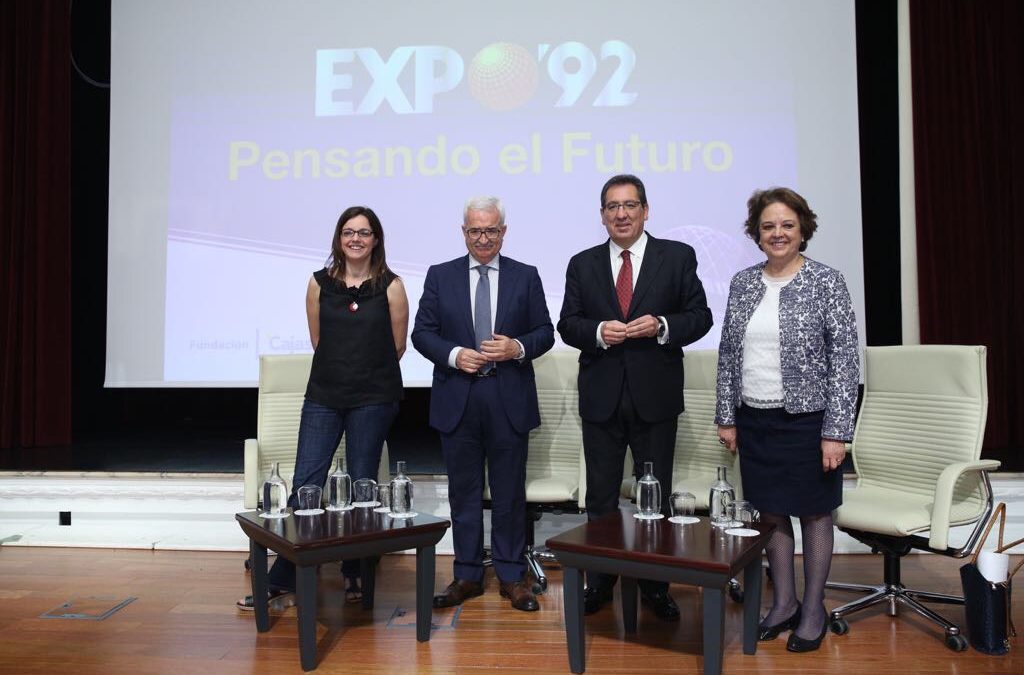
<box><xmin>758</xmin><ymin>603</ymin><xmax>801</xmax><ymax>641</ymax></box>
<box><xmin>786</xmin><ymin>616</ymin><xmax>829</xmax><ymax>653</ymax></box>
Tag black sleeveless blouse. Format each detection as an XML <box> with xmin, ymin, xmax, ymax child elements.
<box><xmin>305</xmin><ymin>268</ymin><xmax>403</xmax><ymax>409</ymax></box>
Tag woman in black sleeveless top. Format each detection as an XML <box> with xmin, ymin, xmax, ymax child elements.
<box><xmin>238</xmin><ymin>206</ymin><xmax>408</xmax><ymax>609</ymax></box>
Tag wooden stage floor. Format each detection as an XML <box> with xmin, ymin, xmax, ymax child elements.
<box><xmin>0</xmin><ymin>547</ymin><xmax>1021</xmax><ymax>674</ymax></box>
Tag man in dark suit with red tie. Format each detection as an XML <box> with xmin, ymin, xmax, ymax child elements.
<box><xmin>558</xmin><ymin>174</ymin><xmax>713</xmax><ymax>619</ymax></box>
<box><xmin>412</xmin><ymin>196</ymin><xmax>554</xmax><ymax>612</ymax></box>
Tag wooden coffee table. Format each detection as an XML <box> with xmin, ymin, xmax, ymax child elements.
<box><xmin>546</xmin><ymin>508</ymin><xmax>774</xmax><ymax>675</ymax></box>
<box><xmin>236</xmin><ymin>508</ymin><xmax>450</xmax><ymax>671</ymax></box>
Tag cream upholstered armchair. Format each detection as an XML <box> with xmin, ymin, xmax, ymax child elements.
<box><xmin>484</xmin><ymin>349</ymin><xmax>584</xmax><ymax>593</ymax></box>
<box><xmin>827</xmin><ymin>345</ymin><xmax>998</xmax><ymax>651</ymax></box>
<box><xmin>613</xmin><ymin>349</ymin><xmax>741</xmax><ymax>508</ymax></box>
<box><xmin>243</xmin><ymin>354</ymin><xmax>390</xmax><ymax>510</ymax></box>
<box><xmin>669</xmin><ymin>349</ymin><xmax>742</xmax><ymax>507</ymax></box>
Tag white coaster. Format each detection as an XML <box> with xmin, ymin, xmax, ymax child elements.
<box><xmin>294</xmin><ymin>508</ymin><xmax>325</xmax><ymax>516</ymax></box>
<box><xmin>668</xmin><ymin>516</ymin><xmax>700</xmax><ymax>525</ymax></box>
<box><xmin>388</xmin><ymin>512</ymin><xmax>418</xmax><ymax>519</ymax></box>
<box><xmin>325</xmin><ymin>504</ymin><xmax>355</xmax><ymax>512</ymax></box>
<box><xmin>633</xmin><ymin>513</ymin><xmax>665</xmax><ymax>520</ymax></box>
<box><xmin>352</xmin><ymin>501</ymin><xmax>381</xmax><ymax>508</ymax></box>
<box><xmin>258</xmin><ymin>511</ymin><xmax>289</xmax><ymax>519</ymax></box>
<box><xmin>725</xmin><ymin>527</ymin><xmax>760</xmax><ymax>537</ymax></box>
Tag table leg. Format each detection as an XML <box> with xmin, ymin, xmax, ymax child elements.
<box><xmin>742</xmin><ymin>557</ymin><xmax>763</xmax><ymax>655</ymax></box>
<box><xmin>361</xmin><ymin>557</ymin><xmax>377</xmax><ymax>610</ymax></box>
<box><xmin>563</xmin><ymin>566</ymin><xmax>586</xmax><ymax>674</ymax></box>
<box><xmin>620</xmin><ymin>576</ymin><xmax>638</xmax><ymax>634</ymax></box>
<box><xmin>296</xmin><ymin>565</ymin><xmax>318</xmax><ymax>671</ymax></box>
<box><xmin>250</xmin><ymin>540</ymin><xmax>270</xmax><ymax>633</ymax></box>
<box><xmin>702</xmin><ymin>586</ymin><xmax>725</xmax><ymax>675</ymax></box>
<box><xmin>416</xmin><ymin>545</ymin><xmax>435</xmax><ymax>642</ymax></box>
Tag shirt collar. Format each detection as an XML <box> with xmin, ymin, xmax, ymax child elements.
<box><xmin>609</xmin><ymin>231</ymin><xmax>648</xmax><ymax>260</ymax></box>
<box><xmin>469</xmin><ymin>253</ymin><xmax>500</xmax><ymax>271</ymax></box>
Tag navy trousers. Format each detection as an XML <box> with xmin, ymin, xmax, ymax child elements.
<box><xmin>440</xmin><ymin>375</ymin><xmax>528</xmax><ymax>584</ymax></box>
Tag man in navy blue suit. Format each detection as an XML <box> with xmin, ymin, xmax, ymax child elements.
<box><xmin>412</xmin><ymin>196</ymin><xmax>554</xmax><ymax>612</ymax></box>
<box><xmin>558</xmin><ymin>174</ymin><xmax>713</xmax><ymax>620</ymax></box>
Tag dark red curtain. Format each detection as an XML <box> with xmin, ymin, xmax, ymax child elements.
<box><xmin>0</xmin><ymin>0</ymin><xmax>72</xmax><ymax>448</ymax></box>
<box><xmin>911</xmin><ymin>0</ymin><xmax>1024</xmax><ymax>467</ymax></box>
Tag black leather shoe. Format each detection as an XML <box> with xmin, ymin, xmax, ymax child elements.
<box><xmin>786</xmin><ymin>618</ymin><xmax>829</xmax><ymax>652</ymax></box>
<box><xmin>500</xmin><ymin>581</ymin><xmax>540</xmax><ymax>612</ymax></box>
<box><xmin>640</xmin><ymin>589</ymin><xmax>680</xmax><ymax>621</ymax></box>
<box><xmin>433</xmin><ymin>579</ymin><xmax>484</xmax><ymax>608</ymax></box>
<box><xmin>758</xmin><ymin>603</ymin><xmax>801</xmax><ymax>641</ymax></box>
<box><xmin>583</xmin><ymin>585</ymin><xmax>614</xmax><ymax>615</ymax></box>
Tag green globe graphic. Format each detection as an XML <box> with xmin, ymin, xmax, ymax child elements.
<box><xmin>468</xmin><ymin>43</ymin><xmax>539</xmax><ymax>111</ymax></box>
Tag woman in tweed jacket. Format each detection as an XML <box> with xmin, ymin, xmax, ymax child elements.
<box><xmin>715</xmin><ymin>187</ymin><xmax>859</xmax><ymax>653</ymax></box>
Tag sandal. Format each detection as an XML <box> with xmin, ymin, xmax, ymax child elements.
<box><xmin>344</xmin><ymin>576</ymin><xmax>363</xmax><ymax>604</ymax></box>
<box><xmin>236</xmin><ymin>587</ymin><xmax>294</xmax><ymax>611</ymax></box>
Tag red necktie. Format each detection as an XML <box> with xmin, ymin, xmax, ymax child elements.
<box><xmin>616</xmin><ymin>250</ymin><xmax>633</xmax><ymax>318</ymax></box>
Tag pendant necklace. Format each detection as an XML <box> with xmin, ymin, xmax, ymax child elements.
<box><xmin>347</xmin><ymin>273</ymin><xmax>368</xmax><ymax>312</ymax></box>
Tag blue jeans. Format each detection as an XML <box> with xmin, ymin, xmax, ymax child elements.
<box><xmin>267</xmin><ymin>398</ymin><xmax>399</xmax><ymax>590</ymax></box>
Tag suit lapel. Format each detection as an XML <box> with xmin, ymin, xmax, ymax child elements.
<box><xmin>494</xmin><ymin>256</ymin><xmax>514</xmax><ymax>335</ymax></box>
<box><xmin>455</xmin><ymin>256</ymin><xmax>474</xmax><ymax>340</ymax></box>
<box><xmin>592</xmin><ymin>242</ymin><xmax>622</xmax><ymax>319</ymax></box>
<box><xmin>630</xmin><ymin>235</ymin><xmax>663</xmax><ymax>315</ymax></box>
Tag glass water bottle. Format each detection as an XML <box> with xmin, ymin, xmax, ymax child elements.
<box><xmin>260</xmin><ymin>461</ymin><xmax>289</xmax><ymax>519</ymax></box>
<box><xmin>389</xmin><ymin>460</ymin><xmax>415</xmax><ymax>518</ymax></box>
<box><xmin>325</xmin><ymin>457</ymin><xmax>352</xmax><ymax>511</ymax></box>
<box><xmin>709</xmin><ymin>465</ymin><xmax>736</xmax><ymax>528</ymax></box>
<box><xmin>637</xmin><ymin>461</ymin><xmax>662</xmax><ymax>518</ymax></box>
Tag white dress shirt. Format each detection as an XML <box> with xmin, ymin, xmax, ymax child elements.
<box><xmin>447</xmin><ymin>254</ymin><xmax>524</xmax><ymax>368</ymax></box>
<box><xmin>597</xmin><ymin>232</ymin><xmax>669</xmax><ymax>348</ymax></box>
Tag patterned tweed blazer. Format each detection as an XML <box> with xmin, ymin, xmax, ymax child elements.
<box><xmin>714</xmin><ymin>257</ymin><xmax>860</xmax><ymax>441</ymax></box>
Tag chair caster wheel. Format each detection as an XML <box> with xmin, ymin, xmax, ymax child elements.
<box><xmin>829</xmin><ymin>618</ymin><xmax>849</xmax><ymax>635</ymax></box>
<box><xmin>944</xmin><ymin>633</ymin><xmax>968</xmax><ymax>652</ymax></box>
<box><xmin>728</xmin><ymin>583</ymin><xmax>744</xmax><ymax>604</ymax></box>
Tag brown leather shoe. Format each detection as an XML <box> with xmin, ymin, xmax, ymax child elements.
<box><xmin>433</xmin><ymin>579</ymin><xmax>484</xmax><ymax>608</ymax></box>
<box><xmin>499</xmin><ymin>581</ymin><xmax>540</xmax><ymax>612</ymax></box>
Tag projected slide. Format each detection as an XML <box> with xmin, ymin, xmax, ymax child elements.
<box><xmin>108</xmin><ymin>0</ymin><xmax>863</xmax><ymax>386</ymax></box>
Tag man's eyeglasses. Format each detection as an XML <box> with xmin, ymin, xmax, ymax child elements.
<box><xmin>463</xmin><ymin>227</ymin><xmax>504</xmax><ymax>240</ymax></box>
<box><xmin>603</xmin><ymin>201</ymin><xmax>643</xmax><ymax>214</ymax></box>
<box><xmin>341</xmin><ymin>229</ymin><xmax>374</xmax><ymax>239</ymax></box>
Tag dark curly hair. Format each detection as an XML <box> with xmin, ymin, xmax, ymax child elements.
<box><xmin>743</xmin><ymin>187</ymin><xmax>818</xmax><ymax>252</ymax></box>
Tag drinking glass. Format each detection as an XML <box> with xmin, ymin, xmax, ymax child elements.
<box><xmin>353</xmin><ymin>478</ymin><xmax>378</xmax><ymax>507</ymax></box>
<box><xmin>729</xmin><ymin>500</ymin><xmax>759</xmax><ymax>525</ymax></box>
<box><xmin>295</xmin><ymin>485</ymin><xmax>324</xmax><ymax>516</ymax></box>
<box><xmin>725</xmin><ymin>500</ymin><xmax>761</xmax><ymax>536</ymax></box>
<box><xmin>374</xmin><ymin>484</ymin><xmax>392</xmax><ymax>513</ymax></box>
<box><xmin>668</xmin><ymin>491</ymin><xmax>699</xmax><ymax>524</ymax></box>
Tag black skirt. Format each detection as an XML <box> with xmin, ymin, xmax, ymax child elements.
<box><xmin>735</xmin><ymin>405</ymin><xmax>842</xmax><ymax>517</ymax></box>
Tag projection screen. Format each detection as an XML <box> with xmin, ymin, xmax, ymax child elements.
<box><xmin>107</xmin><ymin>0</ymin><xmax>864</xmax><ymax>386</ymax></box>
